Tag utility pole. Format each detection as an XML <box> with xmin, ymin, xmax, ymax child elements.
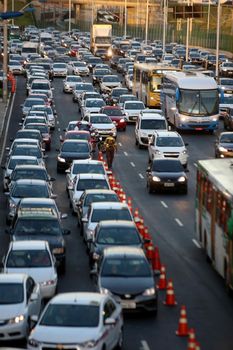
<box><xmin>145</xmin><ymin>0</ymin><xmax>149</xmax><ymax>44</ymax></box>
<box><xmin>124</xmin><ymin>0</ymin><xmax>127</xmax><ymax>38</ymax></box>
<box><xmin>3</xmin><ymin>0</ymin><xmax>8</xmax><ymax>103</ymax></box>
<box><xmin>215</xmin><ymin>0</ymin><xmax>221</xmax><ymax>80</ymax></box>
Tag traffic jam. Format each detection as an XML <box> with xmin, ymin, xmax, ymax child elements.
<box><xmin>1</xmin><ymin>23</ymin><xmax>233</xmax><ymax>350</ymax></box>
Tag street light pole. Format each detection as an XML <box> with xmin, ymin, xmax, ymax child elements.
<box><xmin>3</xmin><ymin>0</ymin><xmax>8</xmax><ymax>103</ymax></box>
<box><xmin>145</xmin><ymin>0</ymin><xmax>149</xmax><ymax>44</ymax></box>
<box><xmin>68</xmin><ymin>0</ymin><xmax>71</xmax><ymax>34</ymax></box>
<box><xmin>162</xmin><ymin>0</ymin><xmax>167</xmax><ymax>54</ymax></box>
<box><xmin>215</xmin><ymin>0</ymin><xmax>221</xmax><ymax>80</ymax></box>
<box><xmin>11</xmin><ymin>0</ymin><xmax>14</xmax><ymax>25</ymax></box>
<box><xmin>124</xmin><ymin>0</ymin><xmax>127</xmax><ymax>38</ymax></box>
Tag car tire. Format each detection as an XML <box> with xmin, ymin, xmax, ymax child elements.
<box><xmin>115</xmin><ymin>328</ymin><xmax>124</xmax><ymax>349</ymax></box>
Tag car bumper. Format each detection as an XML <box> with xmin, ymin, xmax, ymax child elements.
<box><xmin>217</xmin><ymin>151</ymin><xmax>233</xmax><ymax>158</ymax></box>
<box><xmin>113</xmin><ymin>294</ymin><xmax>158</xmax><ymax>313</ymax></box>
<box><xmin>153</xmin><ymin>154</ymin><xmax>188</xmax><ymax>166</ymax></box>
<box><xmin>39</xmin><ymin>280</ymin><xmax>57</xmax><ymax>299</ymax></box>
<box><xmin>149</xmin><ymin>180</ymin><xmax>187</xmax><ymax>192</ymax></box>
<box><xmin>63</xmin><ymin>86</ymin><xmax>73</xmax><ymax>93</ymax></box>
<box><xmin>0</xmin><ymin>320</ymin><xmax>28</xmax><ymax>340</ymax></box>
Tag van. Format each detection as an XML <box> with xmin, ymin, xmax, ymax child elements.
<box><xmin>135</xmin><ymin>111</ymin><xmax>168</xmax><ymax>148</ymax></box>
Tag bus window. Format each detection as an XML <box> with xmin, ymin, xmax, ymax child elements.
<box><xmin>150</xmin><ymin>76</ymin><xmax>161</xmax><ymax>92</ymax></box>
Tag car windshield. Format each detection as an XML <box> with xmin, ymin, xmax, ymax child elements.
<box><xmin>11</xmin><ymin>184</ymin><xmax>49</xmax><ymax>198</ymax></box>
<box><xmin>62</xmin><ymin>142</ymin><xmax>89</xmax><ymax>153</ymax></box>
<box><xmin>102</xmin><ymin>257</ymin><xmax>151</xmax><ymax>277</ymax></box>
<box><xmin>223</xmin><ymin>63</ymin><xmax>233</xmax><ymax>68</ymax></box>
<box><xmin>11</xmin><ymin>168</ymin><xmax>48</xmax><ymax>181</ymax></box>
<box><xmin>179</xmin><ymin>88</ymin><xmax>219</xmax><ymax>116</ymax></box>
<box><xmin>16</xmin><ymin>131</ymin><xmax>41</xmax><ymax>140</ymax></box>
<box><xmin>90</xmin><ymin>116</ymin><xmax>111</xmax><ymax>124</ymax></box>
<box><xmin>84</xmin><ymin>193</ymin><xmax>118</xmax><ymax>206</ymax></box>
<box><xmin>8</xmin><ymin>158</ymin><xmax>38</xmax><ymax>170</ymax></box>
<box><xmin>72</xmin><ymin>163</ymin><xmax>104</xmax><ymax>175</ymax></box>
<box><xmin>0</xmin><ymin>283</ymin><xmax>24</xmax><ymax>304</ymax></box>
<box><xmin>75</xmin><ymin>84</ymin><xmax>94</xmax><ymax>92</ymax></box>
<box><xmin>40</xmin><ymin>304</ymin><xmax>99</xmax><ymax>327</ymax></box>
<box><xmin>66</xmin><ymin>133</ymin><xmax>90</xmax><ymax>141</ymax></box>
<box><xmin>25</xmin><ymin>124</ymin><xmax>49</xmax><ymax>133</ymax></box>
<box><xmin>103</xmin><ymin>76</ymin><xmax>120</xmax><ymax>83</ymax></box>
<box><xmin>156</xmin><ymin>136</ymin><xmax>183</xmax><ymax>147</ymax></box>
<box><xmin>152</xmin><ymin>160</ymin><xmax>183</xmax><ymax>172</ymax></box>
<box><xmin>220</xmin><ymin>79</ymin><xmax>233</xmax><ymax>86</ymax></box>
<box><xmin>112</xmin><ymin>89</ymin><xmax>128</xmax><ymax>97</ymax></box>
<box><xmin>97</xmin><ymin>227</ymin><xmax>140</xmax><ymax>245</ymax></box>
<box><xmin>220</xmin><ymin>134</ymin><xmax>233</xmax><ymax>143</ymax></box>
<box><xmin>88</xmin><ymin>57</ymin><xmax>101</xmax><ymax>64</ymax></box>
<box><xmin>104</xmin><ymin>109</ymin><xmax>123</xmax><ymax>116</ymax></box>
<box><xmin>125</xmin><ymin>102</ymin><xmax>144</xmax><ymax>109</ymax></box>
<box><xmin>67</xmin><ymin>76</ymin><xmax>82</xmax><ymax>82</ymax></box>
<box><xmin>13</xmin><ymin>147</ymin><xmax>41</xmax><ymax>158</ymax></box>
<box><xmin>91</xmin><ymin>208</ymin><xmax>131</xmax><ymax>222</ymax></box>
<box><xmin>53</xmin><ymin>63</ymin><xmax>67</xmax><ymax>68</ymax></box>
<box><xmin>31</xmin><ymin>83</ymin><xmax>50</xmax><ymax>90</ymax></box>
<box><xmin>6</xmin><ymin>250</ymin><xmax>52</xmax><ymax>268</ymax></box>
<box><xmin>76</xmin><ymin>179</ymin><xmax>108</xmax><ymax>191</ymax></box>
<box><xmin>25</xmin><ymin>99</ymin><xmax>44</xmax><ymax>107</ymax></box>
<box><xmin>141</xmin><ymin>119</ymin><xmax>166</xmax><ymax>130</ymax></box>
<box><xmin>73</xmin><ymin>62</ymin><xmax>86</xmax><ymax>67</ymax></box>
<box><xmin>86</xmin><ymin>100</ymin><xmax>105</xmax><ymax>107</ymax></box>
<box><xmin>14</xmin><ymin>218</ymin><xmax>61</xmax><ymax>236</ymax></box>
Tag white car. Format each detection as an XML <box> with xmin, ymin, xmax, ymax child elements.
<box><xmin>100</xmin><ymin>75</ymin><xmax>122</xmax><ymax>93</ymax></box>
<box><xmin>148</xmin><ymin>130</ymin><xmax>188</xmax><ymax>167</ymax></box>
<box><xmin>27</xmin><ymin>292</ymin><xmax>123</xmax><ymax>350</ymax></box>
<box><xmin>0</xmin><ymin>273</ymin><xmax>42</xmax><ymax>341</ymax></box>
<box><xmin>65</xmin><ymin>159</ymin><xmax>107</xmax><ymax>194</ymax></box>
<box><xmin>70</xmin><ymin>61</ymin><xmax>90</xmax><ymax>76</ymax></box>
<box><xmin>52</xmin><ymin>62</ymin><xmax>68</xmax><ymax>77</ymax></box>
<box><xmin>82</xmin><ymin>113</ymin><xmax>117</xmax><ymax>138</ymax></box>
<box><xmin>63</xmin><ymin>75</ymin><xmax>82</xmax><ymax>93</ymax></box>
<box><xmin>2</xmin><ymin>241</ymin><xmax>57</xmax><ymax>299</ymax></box>
<box><xmin>122</xmin><ymin>100</ymin><xmax>145</xmax><ymax>122</ymax></box>
<box><xmin>69</xmin><ymin>173</ymin><xmax>111</xmax><ymax>213</ymax></box>
<box><xmin>8</xmin><ymin>60</ymin><xmax>24</xmax><ymax>74</ymax></box>
<box><xmin>81</xmin><ymin>98</ymin><xmax>106</xmax><ymax>118</ymax></box>
<box><xmin>29</xmin><ymin>105</ymin><xmax>56</xmax><ymax>130</ymax></box>
<box><xmin>125</xmin><ymin>73</ymin><xmax>133</xmax><ymax>90</ymax></box>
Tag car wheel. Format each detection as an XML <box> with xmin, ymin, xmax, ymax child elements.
<box><xmin>115</xmin><ymin>328</ymin><xmax>124</xmax><ymax>349</ymax></box>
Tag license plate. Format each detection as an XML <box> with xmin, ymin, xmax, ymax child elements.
<box><xmin>164</xmin><ymin>183</ymin><xmax>174</xmax><ymax>187</ymax></box>
<box><xmin>226</xmin><ymin>90</ymin><xmax>233</xmax><ymax>94</ymax></box>
<box><xmin>121</xmin><ymin>301</ymin><xmax>136</xmax><ymax>309</ymax></box>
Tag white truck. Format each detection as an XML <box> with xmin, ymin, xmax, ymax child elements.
<box><xmin>90</xmin><ymin>24</ymin><xmax>112</xmax><ymax>59</ymax></box>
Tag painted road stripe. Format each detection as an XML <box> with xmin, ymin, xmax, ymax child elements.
<box><xmin>58</xmin><ymin>128</ymin><xmax>60</xmax><ymax>132</ymax></box>
<box><xmin>161</xmin><ymin>201</ymin><xmax>168</xmax><ymax>208</ymax></box>
<box><xmin>194</xmin><ymin>162</ymin><xmax>197</xmax><ymax>168</ymax></box>
<box><xmin>141</xmin><ymin>340</ymin><xmax>150</xmax><ymax>350</ymax></box>
<box><xmin>192</xmin><ymin>239</ymin><xmax>201</xmax><ymax>248</ymax></box>
<box><xmin>175</xmin><ymin>218</ymin><xmax>184</xmax><ymax>227</ymax></box>
<box><xmin>130</xmin><ymin>162</ymin><xmax>135</xmax><ymax>167</ymax></box>
<box><xmin>124</xmin><ymin>151</ymin><xmax>128</xmax><ymax>156</ymax></box>
<box><xmin>118</xmin><ymin>142</ymin><xmax>122</xmax><ymax>146</ymax></box>
<box><xmin>139</xmin><ymin>173</ymin><xmax>144</xmax><ymax>179</ymax></box>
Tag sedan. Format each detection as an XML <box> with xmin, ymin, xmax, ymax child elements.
<box><xmin>2</xmin><ymin>240</ymin><xmax>57</xmax><ymax>299</ymax></box>
<box><xmin>52</xmin><ymin>62</ymin><xmax>68</xmax><ymax>77</ymax></box>
<box><xmin>0</xmin><ymin>273</ymin><xmax>41</xmax><ymax>341</ymax></box>
<box><xmin>215</xmin><ymin>132</ymin><xmax>233</xmax><ymax>158</ymax></box>
<box><xmin>56</xmin><ymin>139</ymin><xmax>91</xmax><ymax>172</ymax></box>
<box><xmin>27</xmin><ymin>292</ymin><xmax>123</xmax><ymax>350</ymax></box>
<box><xmin>100</xmin><ymin>75</ymin><xmax>122</xmax><ymax>93</ymax></box>
<box><xmin>224</xmin><ymin>108</ymin><xmax>233</xmax><ymax>130</ymax></box>
<box><xmin>146</xmin><ymin>159</ymin><xmax>188</xmax><ymax>194</ymax></box>
<box><xmin>63</xmin><ymin>75</ymin><xmax>82</xmax><ymax>93</ymax></box>
<box><xmin>93</xmin><ymin>246</ymin><xmax>158</xmax><ymax>313</ymax></box>
<box><xmin>8</xmin><ymin>60</ymin><xmax>24</xmax><ymax>75</ymax></box>
<box><xmin>100</xmin><ymin>106</ymin><xmax>127</xmax><ymax>131</ymax></box>
<box><xmin>82</xmin><ymin>113</ymin><xmax>117</xmax><ymax>139</ymax></box>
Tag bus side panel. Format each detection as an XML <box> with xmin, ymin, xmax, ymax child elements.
<box><xmin>214</xmin><ymin>225</ymin><xmax>226</xmax><ymax>279</ymax></box>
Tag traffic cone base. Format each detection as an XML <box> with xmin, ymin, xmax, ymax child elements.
<box><xmin>163</xmin><ymin>279</ymin><xmax>177</xmax><ymax>306</ymax></box>
<box><xmin>176</xmin><ymin>305</ymin><xmax>189</xmax><ymax>336</ymax></box>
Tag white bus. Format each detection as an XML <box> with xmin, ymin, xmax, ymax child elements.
<box><xmin>196</xmin><ymin>158</ymin><xmax>233</xmax><ymax>292</ymax></box>
<box><xmin>21</xmin><ymin>42</ymin><xmax>39</xmax><ymax>59</ymax></box>
<box><xmin>161</xmin><ymin>71</ymin><xmax>219</xmax><ymax>133</ymax></box>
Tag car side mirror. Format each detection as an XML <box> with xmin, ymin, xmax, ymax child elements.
<box><xmin>185</xmin><ymin>169</ymin><xmax>189</xmax><ymax>173</ymax></box>
<box><xmin>63</xmin><ymin>229</ymin><xmax>71</xmax><ymax>235</ymax></box>
<box><xmin>146</xmin><ymin>168</ymin><xmax>151</xmax><ymax>173</ymax></box>
<box><xmin>82</xmin><ymin>217</ymin><xmax>88</xmax><ymax>223</ymax></box>
<box><xmin>51</xmin><ymin>194</ymin><xmax>57</xmax><ymax>199</ymax></box>
<box><xmin>29</xmin><ymin>315</ymin><xmax>38</xmax><ymax>328</ymax></box>
<box><xmin>60</xmin><ymin>213</ymin><xmax>68</xmax><ymax>219</ymax></box>
<box><xmin>185</xmin><ymin>143</ymin><xmax>189</xmax><ymax>146</ymax></box>
<box><xmin>104</xmin><ymin>317</ymin><xmax>116</xmax><ymax>326</ymax></box>
<box><xmin>49</xmin><ymin>177</ymin><xmax>56</xmax><ymax>182</ymax></box>
<box><xmin>65</xmin><ymin>169</ymin><xmax>70</xmax><ymax>174</ymax></box>
<box><xmin>89</xmin><ymin>268</ymin><xmax>97</xmax><ymax>276</ymax></box>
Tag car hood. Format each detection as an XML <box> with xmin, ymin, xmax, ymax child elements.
<box><xmin>157</xmin><ymin>146</ymin><xmax>184</xmax><ymax>152</ymax></box>
<box><xmin>92</xmin><ymin>123</ymin><xmax>114</xmax><ymax>130</ymax></box>
<box><xmin>13</xmin><ymin>234</ymin><xmax>64</xmax><ymax>248</ymax></box>
<box><xmin>100</xmin><ymin>276</ymin><xmax>153</xmax><ymax>294</ymax></box>
<box><xmin>60</xmin><ymin>151</ymin><xmax>90</xmax><ymax>159</ymax></box>
<box><xmin>65</xmin><ymin>82</ymin><xmax>77</xmax><ymax>87</ymax></box>
<box><xmin>102</xmin><ymin>82</ymin><xmax>121</xmax><ymax>87</ymax></box>
<box><xmin>152</xmin><ymin>170</ymin><xmax>185</xmax><ymax>179</ymax></box>
<box><xmin>139</xmin><ymin>129</ymin><xmax>166</xmax><ymax>135</ymax></box>
<box><xmin>5</xmin><ymin>267</ymin><xmax>56</xmax><ymax>284</ymax></box>
<box><xmin>220</xmin><ymin>142</ymin><xmax>233</xmax><ymax>149</ymax></box>
<box><xmin>0</xmin><ymin>303</ymin><xmax>25</xmax><ymax>320</ymax></box>
<box><xmin>125</xmin><ymin>109</ymin><xmax>143</xmax><ymax>115</ymax></box>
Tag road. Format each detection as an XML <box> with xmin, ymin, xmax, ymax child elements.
<box><xmin>0</xmin><ymin>72</ymin><xmax>233</xmax><ymax>350</ymax></box>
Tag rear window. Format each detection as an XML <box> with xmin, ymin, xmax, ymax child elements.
<box><xmin>72</xmin><ymin>163</ymin><xmax>104</xmax><ymax>175</ymax></box>
<box><xmin>76</xmin><ymin>179</ymin><xmax>109</xmax><ymax>191</ymax></box>
<box><xmin>91</xmin><ymin>208</ymin><xmax>132</xmax><ymax>222</ymax></box>
<box><xmin>141</xmin><ymin>119</ymin><xmax>166</xmax><ymax>130</ymax></box>
<box><xmin>84</xmin><ymin>193</ymin><xmax>118</xmax><ymax>206</ymax></box>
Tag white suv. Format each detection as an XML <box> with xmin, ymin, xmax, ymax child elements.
<box><xmin>148</xmin><ymin>130</ymin><xmax>188</xmax><ymax>167</ymax></box>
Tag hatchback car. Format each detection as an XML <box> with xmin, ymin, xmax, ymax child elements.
<box><xmin>94</xmin><ymin>247</ymin><xmax>158</xmax><ymax>313</ymax></box>
<box><xmin>146</xmin><ymin>158</ymin><xmax>188</xmax><ymax>194</ymax></box>
<box><xmin>123</xmin><ymin>101</ymin><xmax>145</xmax><ymax>123</ymax></box>
<box><xmin>214</xmin><ymin>132</ymin><xmax>233</xmax><ymax>158</ymax></box>
<box><xmin>0</xmin><ymin>273</ymin><xmax>41</xmax><ymax>341</ymax></box>
<box><xmin>2</xmin><ymin>241</ymin><xmax>57</xmax><ymax>299</ymax></box>
<box><xmin>27</xmin><ymin>292</ymin><xmax>123</xmax><ymax>350</ymax></box>
<box><xmin>56</xmin><ymin>140</ymin><xmax>91</xmax><ymax>172</ymax></box>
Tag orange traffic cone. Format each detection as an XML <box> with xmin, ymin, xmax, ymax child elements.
<box><xmin>127</xmin><ymin>197</ymin><xmax>133</xmax><ymax>212</ymax></box>
<box><xmin>195</xmin><ymin>341</ymin><xmax>201</xmax><ymax>350</ymax></box>
<box><xmin>146</xmin><ymin>242</ymin><xmax>154</xmax><ymax>260</ymax></box>
<box><xmin>176</xmin><ymin>305</ymin><xmax>189</xmax><ymax>336</ymax></box>
<box><xmin>98</xmin><ymin>151</ymin><xmax>103</xmax><ymax>161</ymax></box>
<box><xmin>152</xmin><ymin>246</ymin><xmax>161</xmax><ymax>274</ymax></box>
<box><xmin>134</xmin><ymin>208</ymin><xmax>140</xmax><ymax>223</ymax></box>
<box><xmin>187</xmin><ymin>329</ymin><xmax>196</xmax><ymax>350</ymax></box>
<box><xmin>163</xmin><ymin>279</ymin><xmax>177</xmax><ymax>306</ymax></box>
<box><xmin>156</xmin><ymin>265</ymin><xmax>167</xmax><ymax>290</ymax></box>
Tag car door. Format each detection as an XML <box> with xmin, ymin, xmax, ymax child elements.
<box><xmin>26</xmin><ymin>277</ymin><xmax>41</xmax><ymax>318</ymax></box>
<box><xmin>102</xmin><ymin>299</ymin><xmax>119</xmax><ymax>350</ymax></box>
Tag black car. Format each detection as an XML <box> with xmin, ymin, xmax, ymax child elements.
<box><xmin>215</xmin><ymin>132</ymin><xmax>233</xmax><ymax>158</ymax></box>
<box><xmin>56</xmin><ymin>139</ymin><xmax>91</xmax><ymax>172</ymax></box>
<box><xmin>89</xmin><ymin>220</ymin><xmax>145</xmax><ymax>267</ymax></box>
<box><xmin>146</xmin><ymin>159</ymin><xmax>188</xmax><ymax>194</ymax></box>
<box><xmin>92</xmin><ymin>68</ymin><xmax>111</xmax><ymax>85</ymax></box>
<box><xmin>93</xmin><ymin>246</ymin><xmax>158</xmax><ymax>313</ymax></box>
<box><xmin>6</xmin><ymin>208</ymin><xmax>70</xmax><ymax>273</ymax></box>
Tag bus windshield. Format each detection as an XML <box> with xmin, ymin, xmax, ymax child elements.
<box><xmin>150</xmin><ymin>76</ymin><xmax>162</xmax><ymax>92</ymax></box>
<box><xmin>178</xmin><ymin>89</ymin><xmax>218</xmax><ymax>116</ymax></box>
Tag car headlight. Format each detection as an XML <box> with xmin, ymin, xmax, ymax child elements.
<box><xmin>155</xmin><ymin>150</ymin><xmax>161</xmax><ymax>155</ymax></box>
<box><xmin>182</xmin><ymin>150</ymin><xmax>187</xmax><ymax>154</ymax></box>
<box><xmin>53</xmin><ymin>247</ymin><xmax>64</xmax><ymax>254</ymax></box>
<box><xmin>111</xmin><ymin>127</ymin><xmax>117</xmax><ymax>133</ymax></box>
<box><xmin>152</xmin><ymin>176</ymin><xmax>160</xmax><ymax>182</ymax></box>
<box><xmin>178</xmin><ymin>176</ymin><xmax>186</xmax><ymax>183</ymax></box>
<box><xmin>219</xmin><ymin>146</ymin><xmax>227</xmax><ymax>152</ymax></box>
<box><xmin>28</xmin><ymin>338</ymin><xmax>40</xmax><ymax>347</ymax></box>
<box><xmin>100</xmin><ymin>287</ymin><xmax>111</xmax><ymax>295</ymax></box>
<box><xmin>87</xmin><ymin>229</ymin><xmax>95</xmax><ymax>238</ymax></box>
<box><xmin>9</xmin><ymin>201</ymin><xmax>16</xmax><ymax>209</ymax></box>
<box><xmin>119</xmin><ymin>118</ymin><xmax>125</xmax><ymax>123</ymax></box>
<box><xmin>143</xmin><ymin>287</ymin><xmax>155</xmax><ymax>296</ymax></box>
<box><xmin>57</xmin><ymin>156</ymin><xmax>66</xmax><ymax>162</ymax></box>
<box><xmin>93</xmin><ymin>252</ymin><xmax>100</xmax><ymax>260</ymax></box>
<box><xmin>80</xmin><ymin>340</ymin><xmax>98</xmax><ymax>348</ymax></box>
<box><xmin>8</xmin><ymin>314</ymin><xmax>25</xmax><ymax>324</ymax></box>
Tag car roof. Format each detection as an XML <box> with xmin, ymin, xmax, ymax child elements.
<box><xmin>0</xmin><ymin>273</ymin><xmax>27</xmax><ymax>283</ymax></box>
<box><xmin>84</xmin><ymin>189</ymin><xmax>116</xmax><ymax>196</ymax></box>
<box><xmin>154</xmin><ymin>130</ymin><xmax>180</xmax><ymax>137</ymax></box>
<box><xmin>10</xmin><ymin>240</ymin><xmax>48</xmax><ymax>250</ymax></box>
<box><xmin>140</xmin><ymin>113</ymin><xmax>165</xmax><ymax>120</ymax></box>
<box><xmin>12</xmin><ymin>138</ymin><xmax>39</xmax><ymax>143</ymax></box>
<box><xmin>219</xmin><ymin>131</ymin><xmax>233</xmax><ymax>136</ymax></box>
<box><xmin>14</xmin><ymin>179</ymin><xmax>48</xmax><ymax>185</ymax></box>
<box><xmin>98</xmin><ymin>220</ymin><xmax>136</xmax><ymax>228</ymax></box>
<box><xmin>72</xmin><ymin>160</ymin><xmax>103</xmax><ymax>165</ymax></box>
<box><xmin>14</xmin><ymin>164</ymin><xmax>45</xmax><ymax>170</ymax></box>
<box><xmin>19</xmin><ymin>197</ymin><xmax>55</xmax><ymax>205</ymax></box>
<box><xmin>50</xmin><ymin>292</ymin><xmax>106</xmax><ymax>304</ymax></box>
<box><xmin>77</xmin><ymin>173</ymin><xmax>107</xmax><ymax>180</ymax></box>
<box><xmin>91</xmin><ymin>202</ymin><xmax>129</xmax><ymax>209</ymax></box>
<box><xmin>63</xmin><ymin>139</ymin><xmax>88</xmax><ymax>144</ymax></box>
<box><xmin>104</xmin><ymin>246</ymin><xmax>145</xmax><ymax>257</ymax></box>
<box><xmin>9</xmin><ymin>155</ymin><xmax>38</xmax><ymax>161</ymax></box>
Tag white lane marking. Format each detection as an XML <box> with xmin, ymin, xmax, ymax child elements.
<box><xmin>124</xmin><ymin>151</ymin><xmax>128</xmax><ymax>156</ymax></box>
<box><xmin>57</xmin><ymin>120</ymin><xmax>59</xmax><ymax>125</ymax></box>
<box><xmin>194</xmin><ymin>162</ymin><xmax>197</xmax><ymax>168</ymax></box>
<box><xmin>139</xmin><ymin>173</ymin><xmax>144</xmax><ymax>179</ymax></box>
<box><xmin>118</xmin><ymin>142</ymin><xmax>122</xmax><ymax>146</ymax></box>
<box><xmin>130</xmin><ymin>162</ymin><xmax>135</xmax><ymax>167</ymax></box>
<box><xmin>161</xmin><ymin>201</ymin><xmax>168</xmax><ymax>208</ymax></box>
<box><xmin>140</xmin><ymin>340</ymin><xmax>150</xmax><ymax>350</ymax></box>
<box><xmin>58</xmin><ymin>128</ymin><xmax>60</xmax><ymax>132</ymax></box>
<box><xmin>192</xmin><ymin>239</ymin><xmax>201</xmax><ymax>248</ymax></box>
<box><xmin>175</xmin><ymin>218</ymin><xmax>184</xmax><ymax>227</ymax></box>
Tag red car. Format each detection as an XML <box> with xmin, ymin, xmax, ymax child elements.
<box><xmin>100</xmin><ymin>106</ymin><xmax>127</xmax><ymax>131</ymax></box>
